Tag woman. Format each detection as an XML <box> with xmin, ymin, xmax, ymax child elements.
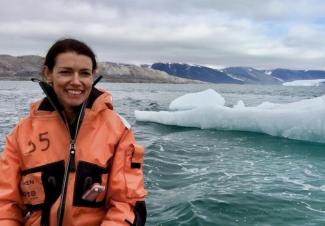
<box><xmin>0</xmin><ymin>38</ymin><xmax>147</xmax><ymax>226</ymax></box>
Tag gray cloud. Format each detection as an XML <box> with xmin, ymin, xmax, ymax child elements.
<box><xmin>1</xmin><ymin>0</ymin><xmax>325</xmax><ymax>69</ymax></box>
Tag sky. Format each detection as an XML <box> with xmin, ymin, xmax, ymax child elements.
<box><xmin>1</xmin><ymin>0</ymin><xmax>325</xmax><ymax>70</ymax></box>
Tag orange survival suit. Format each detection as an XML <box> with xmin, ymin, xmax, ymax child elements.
<box><xmin>0</xmin><ymin>83</ymin><xmax>147</xmax><ymax>226</ymax></box>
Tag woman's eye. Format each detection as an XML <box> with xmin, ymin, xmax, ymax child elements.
<box><xmin>80</xmin><ymin>71</ymin><xmax>92</xmax><ymax>77</ymax></box>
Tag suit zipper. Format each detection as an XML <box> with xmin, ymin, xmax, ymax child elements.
<box><xmin>34</xmin><ymin>76</ymin><xmax>103</xmax><ymax>226</ymax></box>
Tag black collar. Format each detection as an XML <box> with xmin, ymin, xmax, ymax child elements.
<box><xmin>38</xmin><ymin>86</ymin><xmax>104</xmax><ymax>112</ymax></box>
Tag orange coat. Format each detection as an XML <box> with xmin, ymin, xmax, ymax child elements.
<box><xmin>0</xmin><ymin>88</ymin><xmax>147</xmax><ymax>226</ymax></box>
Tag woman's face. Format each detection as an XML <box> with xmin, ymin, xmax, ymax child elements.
<box><xmin>44</xmin><ymin>52</ymin><xmax>94</xmax><ymax>113</ymax></box>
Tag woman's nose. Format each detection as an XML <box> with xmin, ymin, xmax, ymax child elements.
<box><xmin>71</xmin><ymin>72</ymin><xmax>82</xmax><ymax>85</ymax></box>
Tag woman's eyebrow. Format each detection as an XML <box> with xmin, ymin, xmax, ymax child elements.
<box><xmin>80</xmin><ymin>68</ymin><xmax>92</xmax><ymax>71</ymax></box>
<box><xmin>57</xmin><ymin>67</ymin><xmax>91</xmax><ymax>71</ymax></box>
<box><xmin>57</xmin><ymin>67</ymin><xmax>72</xmax><ymax>70</ymax></box>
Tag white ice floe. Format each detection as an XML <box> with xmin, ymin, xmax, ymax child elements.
<box><xmin>283</xmin><ymin>79</ymin><xmax>325</xmax><ymax>87</ymax></box>
<box><xmin>135</xmin><ymin>89</ymin><xmax>325</xmax><ymax>143</ymax></box>
<box><xmin>169</xmin><ymin>89</ymin><xmax>225</xmax><ymax>110</ymax></box>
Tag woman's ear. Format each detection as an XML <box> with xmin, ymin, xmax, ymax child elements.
<box><xmin>42</xmin><ymin>66</ymin><xmax>53</xmax><ymax>84</ymax></box>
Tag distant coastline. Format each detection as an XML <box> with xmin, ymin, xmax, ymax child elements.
<box><xmin>1</xmin><ymin>55</ymin><xmax>325</xmax><ymax>84</ymax></box>
<box><xmin>0</xmin><ymin>55</ymin><xmax>198</xmax><ymax>84</ymax></box>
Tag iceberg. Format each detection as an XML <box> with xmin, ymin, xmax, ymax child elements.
<box><xmin>283</xmin><ymin>79</ymin><xmax>325</xmax><ymax>87</ymax></box>
<box><xmin>135</xmin><ymin>89</ymin><xmax>325</xmax><ymax>143</ymax></box>
<box><xmin>169</xmin><ymin>89</ymin><xmax>225</xmax><ymax>110</ymax></box>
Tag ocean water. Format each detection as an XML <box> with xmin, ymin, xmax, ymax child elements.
<box><xmin>1</xmin><ymin>81</ymin><xmax>325</xmax><ymax>226</ymax></box>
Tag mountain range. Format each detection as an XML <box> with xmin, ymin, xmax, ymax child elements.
<box><xmin>151</xmin><ymin>63</ymin><xmax>325</xmax><ymax>84</ymax></box>
<box><xmin>0</xmin><ymin>55</ymin><xmax>194</xmax><ymax>83</ymax></box>
<box><xmin>1</xmin><ymin>55</ymin><xmax>325</xmax><ymax>84</ymax></box>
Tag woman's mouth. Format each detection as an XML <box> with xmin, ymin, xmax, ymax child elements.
<box><xmin>67</xmin><ymin>89</ymin><xmax>82</xmax><ymax>95</ymax></box>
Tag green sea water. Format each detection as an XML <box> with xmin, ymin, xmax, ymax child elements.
<box><xmin>1</xmin><ymin>81</ymin><xmax>325</xmax><ymax>225</ymax></box>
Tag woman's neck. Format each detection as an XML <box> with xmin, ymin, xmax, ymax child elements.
<box><xmin>64</xmin><ymin>108</ymin><xmax>77</xmax><ymax>125</ymax></box>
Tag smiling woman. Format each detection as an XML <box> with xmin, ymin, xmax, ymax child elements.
<box><xmin>0</xmin><ymin>38</ymin><xmax>147</xmax><ymax>226</ymax></box>
<box><xmin>43</xmin><ymin>52</ymin><xmax>94</xmax><ymax>122</ymax></box>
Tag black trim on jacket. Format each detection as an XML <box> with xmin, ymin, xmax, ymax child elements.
<box><xmin>38</xmin><ymin>86</ymin><xmax>104</xmax><ymax>112</ymax></box>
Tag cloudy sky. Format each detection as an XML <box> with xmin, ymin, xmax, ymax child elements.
<box><xmin>1</xmin><ymin>0</ymin><xmax>325</xmax><ymax>69</ymax></box>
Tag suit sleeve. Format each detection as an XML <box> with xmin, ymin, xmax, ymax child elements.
<box><xmin>0</xmin><ymin>127</ymin><xmax>24</xmax><ymax>226</ymax></box>
<box><xmin>101</xmin><ymin>128</ymin><xmax>147</xmax><ymax>226</ymax></box>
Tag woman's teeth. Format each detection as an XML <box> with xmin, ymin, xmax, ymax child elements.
<box><xmin>67</xmin><ymin>90</ymin><xmax>82</xmax><ymax>95</ymax></box>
